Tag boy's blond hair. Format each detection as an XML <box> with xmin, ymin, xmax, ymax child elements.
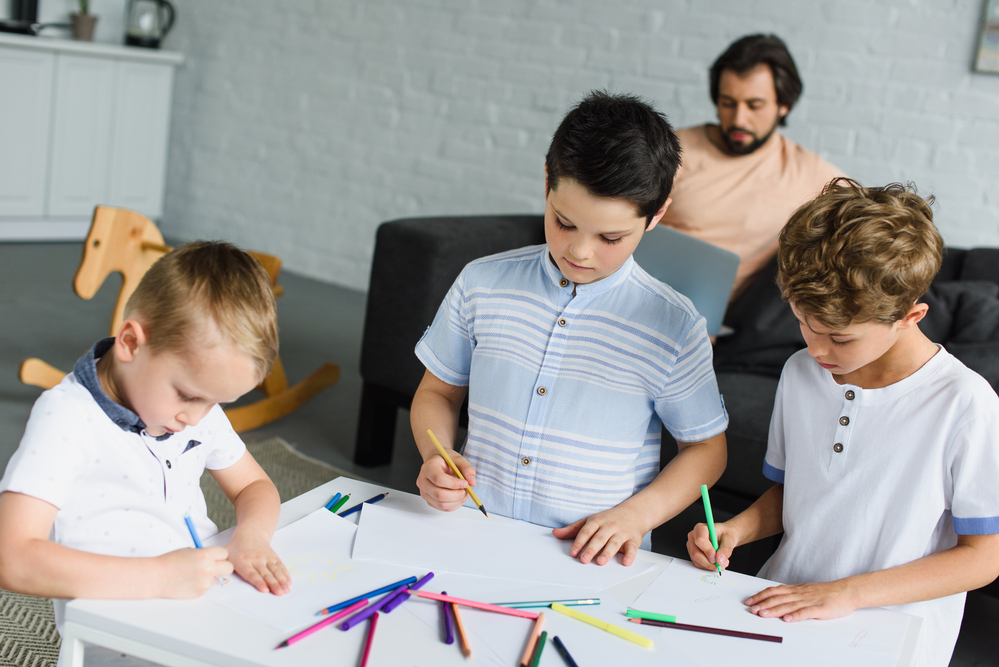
<box><xmin>124</xmin><ymin>241</ymin><xmax>278</xmax><ymax>381</ymax></box>
<box><xmin>778</xmin><ymin>178</ymin><xmax>943</xmax><ymax>329</ymax></box>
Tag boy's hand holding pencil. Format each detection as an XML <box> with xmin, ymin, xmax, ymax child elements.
<box><xmin>159</xmin><ymin>546</ymin><xmax>233</xmax><ymax>598</ymax></box>
<box><xmin>416</xmin><ymin>430</ymin><xmax>485</xmax><ymax>515</ymax></box>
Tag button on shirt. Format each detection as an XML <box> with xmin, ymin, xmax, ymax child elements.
<box><xmin>0</xmin><ymin>339</ymin><xmax>246</xmax><ymax>628</ymax></box>
<box><xmin>416</xmin><ymin>245</ymin><xmax>728</xmax><ymax>539</ymax></box>
<box><xmin>760</xmin><ymin>347</ymin><xmax>999</xmax><ymax>667</ymax></box>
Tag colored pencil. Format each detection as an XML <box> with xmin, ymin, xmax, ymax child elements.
<box><xmin>494</xmin><ymin>598</ymin><xmax>600</xmax><ymax>609</ymax></box>
<box><xmin>426</xmin><ymin>429</ymin><xmax>489</xmax><ymax>518</ymax></box>
<box><xmin>520</xmin><ymin>611</ymin><xmax>545</xmax><ymax>667</ymax></box>
<box><xmin>338</xmin><ymin>492</ymin><xmax>388</xmax><ymax>517</ymax></box>
<box><xmin>183</xmin><ymin>515</ymin><xmax>203</xmax><ymax>548</ymax></box>
<box><xmin>552</xmin><ymin>636</ymin><xmax>579</xmax><ymax>667</ymax></box>
<box><xmin>404</xmin><ymin>590</ymin><xmax>540</xmax><ymax>619</ymax></box>
<box><xmin>700</xmin><ymin>484</ymin><xmax>722</xmax><ymax>576</ymax></box>
<box><xmin>452</xmin><ymin>602</ymin><xmax>471</xmax><ymax>658</ymax></box>
<box><xmin>628</xmin><ymin>617</ymin><xmax>783</xmax><ymax>643</ymax></box>
<box><xmin>626</xmin><ymin>608</ymin><xmax>677</xmax><ymax>623</ymax></box>
<box><xmin>275</xmin><ymin>599</ymin><xmax>368</xmax><ymax>648</ymax></box>
<box><xmin>359</xmin><ymin>611</ymin><xmax>379</xmax><ymax>667</ymax></box>
<box><xmin>329</xmin><ymin>493</ymin><xmax>351</xmax><ymax>514</ymax></box>
<box><xmin>323</xmin><ymin>492</ymin><xmax>342</xmax><ymax>511</ymax></box>
<box><xmin>550</xmin><ymin>603</ymin><xmax>653</xmax><ymax>649</ymax></box>
<box><xmin>382</xmin><ymin>571</ymin><xmax>435</xmax><ymax>614</ymax></box>
<box><xmin>441</xmin><ymin>590</ymin><xmax>454</xmax><ymax>644</ymax></box>
<box><xmin>316</xmin><ymin>576</ymin><xmax>417</xmax><ymax>616</ymax></box>
<box><xmin>341</xmin><ymin>572</ymin><xmax>434</xmax><ymax>630</ymax></box>
<box><xmin>529</xmin><ymin>631</ymin><xmax>547</xmax><ymax>667</ymax></box>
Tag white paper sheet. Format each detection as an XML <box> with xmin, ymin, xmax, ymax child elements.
<box><xmin>351</xmin><ymin>503</ymin><xmax>654</xmax><ymax>589</ymax></box>
<box><xmin>205</xmin><ymin>508</ymin><xmax>425</xmax><ymax>632</ymax></box>
<box><xmin>628</xmin><ymin>559</ymin><xmax>913</xmax><ymax>667</ymax></box>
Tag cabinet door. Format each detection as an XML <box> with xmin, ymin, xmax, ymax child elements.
<box><xmin>107</xmin><ymin>61</ymin><xmax>175</xmax><ymax>219</ymax></box>
<box><xmin>47</xmin><ymin>54</ymin><xmax>115</xmax><ymax>217</ymax></box>
<box><xmin>0</xmin><ymin>48</ymin><xmax>54</xmax><ymax>216</ymax></box>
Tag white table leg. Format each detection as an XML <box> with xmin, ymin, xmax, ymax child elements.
<box><xmin>57</xmin><ymin>632</ymin><xmax>85</xmax><ymax>667</ymax></box>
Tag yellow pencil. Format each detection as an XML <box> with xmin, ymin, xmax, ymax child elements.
<box><xmin>426</xmin><ymin>429</ymin><xmax>489</xmax><ymax>518</ymax></box>
<box><xmin>550</xmin><ymin>603</ymin><xmax>654</xmax><ymax>649</ymax></box>
<box><xmin>451</xmin><ymin>602</ymin><xmax>472</xmax><ymax>658</ymax></box>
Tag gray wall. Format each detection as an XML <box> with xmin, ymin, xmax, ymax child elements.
<box><xmin>156</xmin><ymin>0</ymin><xmax>999</xmax><ymax>290</ymax></box>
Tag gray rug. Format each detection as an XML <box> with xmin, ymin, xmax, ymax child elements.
<box><xmin>0</xmin><ymin>437</ymin><xmax>360</xmax><ymax>667</ymax></box>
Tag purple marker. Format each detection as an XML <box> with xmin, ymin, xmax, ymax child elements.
<box><xmin>381</xmin><ymin>571</ymin><xmax>434</xmax><ymax>614</ymax></box>
<box><xmin>441</xmin><ymin>590</ymin><xmax>454</xmax><ymax>644</ymax></box>
<box><xmin>341</xmin><ymin>572</ymin><xmax>434</xmax><ymax>630</ymax></box>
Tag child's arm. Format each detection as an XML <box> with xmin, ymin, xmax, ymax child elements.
<box><xmin>553</xmin><ymin>431</ymin><xmax>727</xmax><ymax>566</ymax></box>
<box><xmin>209</xmin><ymin>452</ymin><xmax>290</xmax><ymax>596</ymax></box>
<box><xmin>687</xmin><ymin>483</ymin><xmax>786</xmax><ymax>573</ymax></box>
<box><xmin>0</xmin><ymin>491</ymin><xmax>231</xmax><ymax>599</ymax></box>
<box><xmin>745</xmin><ymin>533</ymin><xmax>999</xmax><ymax>622</ymax></box>
<box><xmin>410</xmin><ymin>370</ymin><xmax>475</xmax><ymax>511</ymax></box>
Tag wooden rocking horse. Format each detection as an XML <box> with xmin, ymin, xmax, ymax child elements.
<box><xmin>19</xmin><ymin>206</ymin><xmax>340</xmax><ymax>433</ymax></box>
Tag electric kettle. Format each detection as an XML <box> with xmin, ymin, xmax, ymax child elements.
<box><xmin>124</xmin><ymin>0</ymin><xmax>175</xmax><ymax>49</ymax></box>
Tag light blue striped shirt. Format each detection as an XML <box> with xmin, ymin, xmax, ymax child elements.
<box><xmin>416</xmin><ymin>245</ymin><xmax>728</xmax><ymax>542</ymax></box>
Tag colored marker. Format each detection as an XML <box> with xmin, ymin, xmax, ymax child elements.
<box><xmin>494</xmin><ymin>598</ymin><xmax>599</xmax><ymax>609</ymax></box>
<box><xmin>426</xmin><ymin>429</ymin><xmax>489</xmax><ymax>518</ymax></box>
<box><xmin>550</xmin><ymin>603</ymin><xmax>653</xmax><ymax>649</ymax></box>
<box><xmin>626</xmin><ymin>608</ymin><xmax>677</xmax><ymax>624</ymax></box>
<box><xmin>183</xmin><ymin>515</ymin><xmax>203</xmax><ymax>548</ymax></box>
<box><xmin>317</xmin><ymin>576</ymin><xmax>417</xmax><ymax>616</ymax></box>
<box><xmin>323</xmin><ymin>492</ymin><xmax>342</xmax><ymax>511</ymax></box>
<box><xmin>520</xmin><ymin>611</ymin><xmax>545</xmax><ymax>667</ymax></box>
<box><xmin>341</xmin><ymin>572</ymin><xmax>434</xmax><ymax>629</ymax></box>
<box><xmin>441</xmin><ymin>590</ymin><xmax>454</xmax><ymax>644</ymax></box>
<box><xmin>404</xmin><ymin>590</ymin><xmax>540</xmax><ymax>619</ymax></box>
<box><xmin>529</xmin><ymin>631</ymin><xmax>547</xmax><ymax>667</ymax></box>
<box><xmin>452</xmin><ymin>602</ymin><xmax>471</xmax><ymax>657</ymax></box>
<box><xmin>628</xmin><ymin>617</ymin><xmax>783</xmax><ymax>643</ymax></box>
<box><xmin>275</xmin><ymin>599</ymin><xmax>368</xmax><ymax>649</ymax></box>
<box><xmin>329</xmin><ymin>493</ymin><xmax>351</xmax><ymax>514</ymax></box>
<box><xmin>359</xmin><ymin>611</ymin><xmax>379</xmax><ymax>667</ymax></box>
<box><xmin>338</xmin><ymin>492</ymin><xmax>388</xmax><ymax>517</ymax></box>
<box><xmin>382</xmin><ymin>572</ymin><xmax>434</xmax><ymax>614</ymax></box>
<box><xmin>552</xmin><ymin>636</ymin><xmax>578</xmax><ymax>667</ymax></box>
<box><xmin>700</xmin><ymin>484</ymin><xmax>723</xmax><ymax>576</ymax></box>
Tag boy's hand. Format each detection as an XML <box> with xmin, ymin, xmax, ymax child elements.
<box><xmin>226</xmin><ymin>531</ymin><xmax>292</xmax><ymax>595</ymax></box>
<box><xmin>417</xmin><ymin>452</ymin><xmax>477</xmax><ymax>512</ymax></box>
<box><xmin>745</xmin><ymin>580</ymin><xmax>856</xmax><ymax>622</ymax></box>
<box><xmin>552</xmin><ymin>505</ymin><xmax>645</xmax><ymax>566</ymax></box>
<box><xmin>687</xmin><ymin>521</ymin><xmax>737</xmax><ymax>573</ymax></box>
<box><xmin>159</xmin><ymin>546</ymin><xmax>234</xmax><ymax>598</ymax></box>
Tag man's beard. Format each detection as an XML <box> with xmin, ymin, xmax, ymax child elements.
<box><xmin>721</xmin><ymin>122</ymin><xmax>778</xmax><ymax>156</ymax></box>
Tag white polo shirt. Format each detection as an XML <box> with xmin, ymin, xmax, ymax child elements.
<box><xmin>759</xmin><ymin>347</ymin><xmax>999</xmax><ymax>667</ymax></box>
<box><xmin>0</xmin><ymin>339</ymin><xmax>246</xmax><ymax>630</ymax></box>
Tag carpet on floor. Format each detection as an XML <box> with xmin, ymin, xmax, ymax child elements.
<box><xmin>0</xmin><ymin>437</ymin><xmax>360</xmax><ymax>667</ymax></box>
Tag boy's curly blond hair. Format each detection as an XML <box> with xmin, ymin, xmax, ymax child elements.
<box><xmin>124</xmin><ymin>241</ymin><xmax>279</xmax><ymax>382</ymax></box>
<box><xmin>778</xmin><ymin>178</ymin><xmax>943</xmax><ymax>329</ymax></box>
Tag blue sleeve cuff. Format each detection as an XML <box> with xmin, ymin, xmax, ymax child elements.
<box><xmin>952</xmin><ymin>515</ymin><xmax>999</xmax><ymax>535</ymax></box>
<box><xmin>762</xmin><ymin>460</ymin><xmax>785</xmax><ymax>484</ymax></box>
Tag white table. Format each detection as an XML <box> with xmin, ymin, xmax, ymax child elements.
<box><xmin>60</xmin><ymin>477</ymin><xmax>921</xmax><ymax>666</ymax></box>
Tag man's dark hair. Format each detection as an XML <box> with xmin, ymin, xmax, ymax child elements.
<box><xmin>709</xmin><ymin>34</ymin><xmax>802</xmax><ymax>126</ymax></box>
<box><xmin>545</xmin><ymin>91</ymin><xmax>681</xmax><ymax>222</ymax></box>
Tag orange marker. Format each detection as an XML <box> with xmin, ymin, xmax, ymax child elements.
<box><xmin>520</xmin><ymin>611</ymin><xmax>545</xmax><ymax>667</ymax></box>
<box><xmin>451</xmin><ymin>602</ymin><xmax>472</xmax><ymax>658</ymax></box>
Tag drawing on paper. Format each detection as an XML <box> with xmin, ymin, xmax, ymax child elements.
<box><xmin>214</xmin><ymin>576</ymin><xmax>231</xmax><ymax>587</ymax></box>
<box><xmin>694</xmin><ymin>595</ymin><xmax>720</xmax><ymax>603</ymax></box>
<box><xmin>699</xmin><ymin>574</ymin><xmax>737</xmax><ymax>587</ymax></box>
<box><xmin>285</xmin><ymin>552</ymin><xmax>357</xmax><ymax>583</ymax></box>
<box><xmin>848</xmin><ymin>630</ymin><xmax>868</xmax><ymax>648</ymax></box>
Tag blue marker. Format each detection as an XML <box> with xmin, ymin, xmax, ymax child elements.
<box><xmin>184</xmin><ymin>515</ymin><xmax>203</xmax><ymax>548</ymax></box>
<box><xmin>324</xmin><ymin>492</ymin><xmax>342</xmax><ymax>511</ymax></box>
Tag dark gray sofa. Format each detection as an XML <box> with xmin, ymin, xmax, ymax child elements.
<box><xmin>354</xmin><ymin>214</ymin><xmax>999</xmax><ymax>591</ymax></box>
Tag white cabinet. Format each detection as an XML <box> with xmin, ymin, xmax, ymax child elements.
<box><xmin>0</xmin><ymin>34</ymin><xmax>182</xmax><ymax>240</ymax></box>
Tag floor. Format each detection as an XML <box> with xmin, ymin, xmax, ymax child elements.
<box><xmin>1</xmin><ymin>241</ymin><xmax>997</xmax><ymax>666</ymax></box>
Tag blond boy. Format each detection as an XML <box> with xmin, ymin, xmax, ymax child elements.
<box><xmin>0</xmin><ymin>242</ymin><xmax>291</xmax><ymax>647</ymax></box>
<box><xmin>687</xmin><ymin>179</ymin><xmax>999</xmax><ymax>667</ymax></box>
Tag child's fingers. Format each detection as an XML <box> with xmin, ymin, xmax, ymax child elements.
<box><xmin>428</xmin><ymin>457</ymin><xmax>469</xmax><ymax>490</ymax></box>
<box><xmin>685</xmin><ymin>523</ymin><xmax>718</xmax><ymax>570</ymax></box>
<box><xmin>575</xmin><ymin>524</ymin><xmax>613</xmax><ymax>564</ymax></box>
<box><xmin>451</xmin><ymin>454</ymin><xmax>477</xmax><ymax>486</ymax></box>
<box><xmin>594</xmin><ymin>533</ymin><xmax>634</xmax><ymax>566</ymax></box>
<box><xmin>552</xmin><ymin>518</ymin><xmax>585</xmax><ymax>540</ymax></box>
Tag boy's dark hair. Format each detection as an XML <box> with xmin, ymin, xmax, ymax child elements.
<box><xmin>710</xmin><ymin>34</ymin><xmax>802</xmax><ymax>126</ymax></box>
<box><xmin>778</xmin><ymin>178</ymin><xmax>943</xmax><ymax>328</ymax></box>
<box><xmin>545</xmin><ymin>91</ymin><xmax>681</xmax><ymax>222</ymax></box>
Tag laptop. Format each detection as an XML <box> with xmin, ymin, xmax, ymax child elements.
<box><xmin>631</xmin><ymin>225</ymin><xmax>740</xmax><ymax>336</ymax></box>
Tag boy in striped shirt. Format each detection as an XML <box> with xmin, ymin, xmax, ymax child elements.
<box><xmin>412</xmin><ymin>91</ymin><xmax>729</xmax><ymax>566</ymax></box>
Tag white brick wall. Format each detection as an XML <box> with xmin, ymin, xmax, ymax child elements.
<box><xmin>160</xmin><ymin>0</ymin><xmax>999</xmax><ymax>290</ymax></box>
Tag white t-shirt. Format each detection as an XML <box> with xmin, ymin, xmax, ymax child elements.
<box><xmin>0</xmin><ymin>340</ymin><xmax>246</xmax><ymax>635</ymax></box>
<box><xmin>759</xmin><ymin>346</ymin><xmax>999</xmax><ymax>667</ymax></box>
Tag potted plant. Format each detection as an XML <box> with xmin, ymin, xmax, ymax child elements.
<box><xmin>71</xmin><ymin>0</ymin><xmax>97</xmax><ymax>41</ymax></box>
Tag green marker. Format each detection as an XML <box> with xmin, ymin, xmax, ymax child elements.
<box><xmin>700</xmin><ymin>484</ymin><xmax>722</xmax><ymax>576</ymax></box>
<box><xmin>626</xmin><ymin>608</ymin><xmax>677</xmax><ymax>624</ymax></box>
<box><xmin>529</xmin><ymin>631</ymin><xmax>547</xmax><ymax>667</ymax></box>
<box><xmin>329</xmin><ymin>493</ymin><xmax>350</xmax><ymax>514</ymax></box>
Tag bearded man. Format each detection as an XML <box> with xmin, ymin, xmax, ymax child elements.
<box><xmin>662</xmin><ymin>34</ymin><xmax>845</xmax><ymax>296</ymax></box>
